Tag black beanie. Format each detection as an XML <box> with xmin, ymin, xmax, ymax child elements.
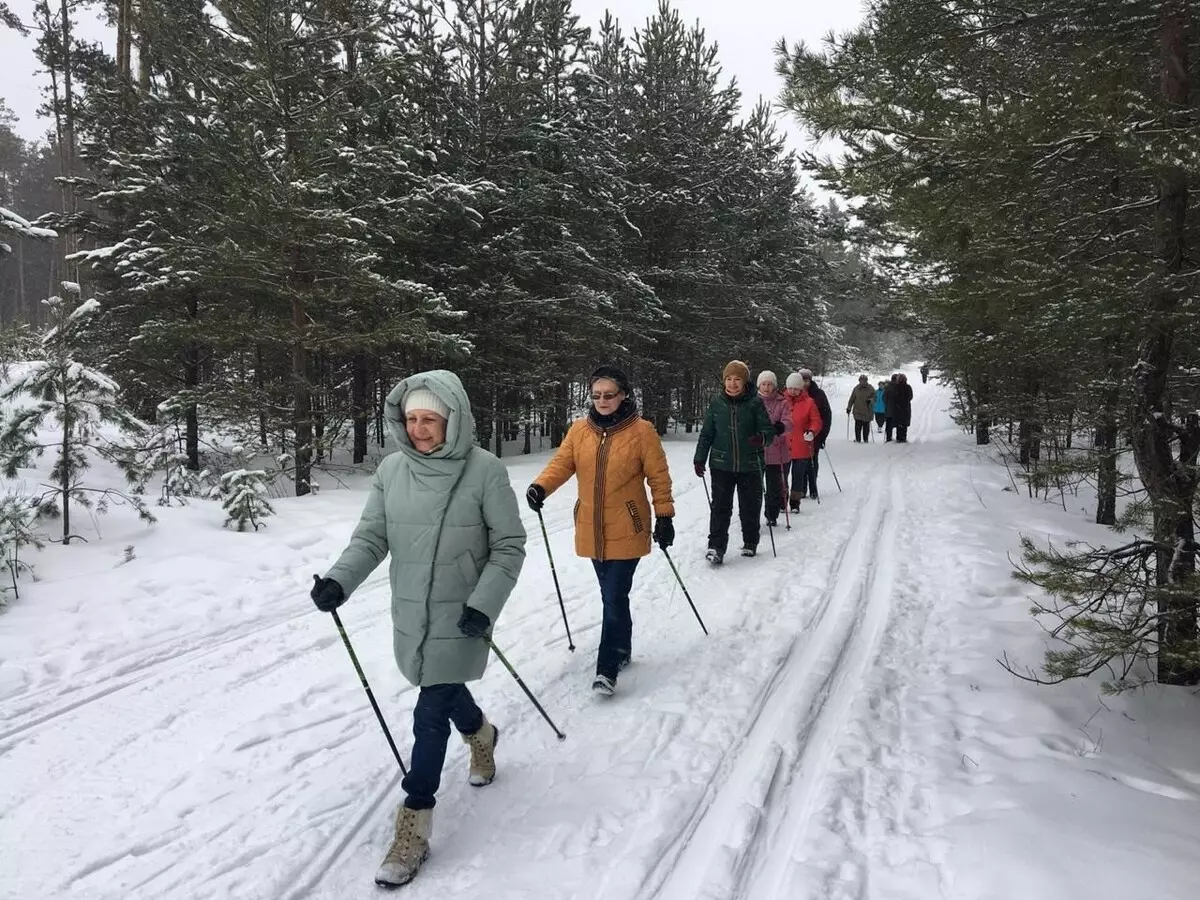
<box><xmin>589</xmin><ymin>365</ymin><xmax>632</xmax><ymax>394</ymax></box>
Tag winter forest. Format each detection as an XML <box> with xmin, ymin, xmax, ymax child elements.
<box><xmin>3</xmin><ymin>0</ymin><xmax>1200</xmax><ymax>898</ymax></box>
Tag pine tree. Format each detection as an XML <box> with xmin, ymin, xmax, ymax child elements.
<box><xmin>776</xmin><ymin>0</ymin><xmax>1200</xmax><ymax>685</ymax></box>
<box><xmin>0</xmin><ymin>285</ymin><xmax>156</xmax><ymax>543</ymax></box>
<box><xmin>219</xmin><ymin>453</ymin><xmax>274</xmax><ymax>532</ymax></box>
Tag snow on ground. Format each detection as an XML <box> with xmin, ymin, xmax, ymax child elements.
<box><xmin>2</xmin><ymin>368</ymin><xmax>1199</xmax><ymax>900</ymax></box>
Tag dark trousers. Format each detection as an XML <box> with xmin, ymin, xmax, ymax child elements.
<box><xmin>874</xmin><ymin>413</ymin><xmax>885</xmax><ymax>429</ymax></box>
<box><xmin>809</xmin><ymin>451</ymin><xmax>821</xmax><ymax>498</ymax></box>
<box><xmin>403</xmin><ymin>683</ymin><xmax>485</xmax><ymax>809</ymax></box>
<box><xmin>592</xmin><ymin>558</ymin><xmax>639</xmax><ymax>679</ymax></box>
<box><xmin>896</xmin><ymin>424</ymin><xmax>909</xmax><ymax>443</ymax></box>
<box><xmin>789</xmin><ymin>458</ymin><xmax>814</xmax><ymax>505</ymax></box>
<box><xmin>854</xmin><ymin>419</ymin><xmax>871</xmax><ymax>442</ymax></box>
<box><xmin>764</xmin><ymin>463</ymin><xmax>785</xmax><ymax>522</ymax></box>
<box><xmin>885</xmin><ymin>418</ymin><xmax>894</xmax><ymax>441</ymax></box>
<box><xmin>708</xmin><ymin>469</ymin><xmax>762</xmax><ymax>553</ymax></box>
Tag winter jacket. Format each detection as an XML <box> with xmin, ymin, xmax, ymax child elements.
<box><xmin>786</xmin><ymin>391</ymin><xmax>824</xmax><ymax>461</ymax></box>
<box><xmin>325</xmin><ymin>370</ymin><xmax>527</xmax><ymax>688</ymax></box>
<box><xmin>758</xmin><ymin>389</ymin><xmax>793</xmax><ymax>466</ymax></box>
<box><xmin>887</xmin><ymin>381</ymin><xmax>914</xmax><ymax>427</ymax></box>
<box><xmin>847</xmin><ymin>383</ymin><xmax>876</xmax><ymax>422</ymax></box>
<box><xmin>807</xmin><ymin>382</ymin><xmax>833</xmax><ymax>448</ymax></box>
<box><xmin>873</xmin><ymin>388</ymin><xmax>886</xmax><ymax>415</ymax></box>
<box><xmin>534</xmin><ymin>399</ymin><xmax>674</xmax><ymax>562</ymax></box>
<box><xmin>695</xmin><ymin>387</ymin><xmax>776</xmax><ymax>475</ymax></box>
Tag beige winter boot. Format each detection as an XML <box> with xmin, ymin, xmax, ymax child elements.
<box><xmin>374</xmin><ymin>806</ymin><xmax>432</xmax><ymax>888</ymax></box>
<box><xmin>461</xmin><ymin>717</ymin><xmax>499</xmax><ymax>787</ymax></box>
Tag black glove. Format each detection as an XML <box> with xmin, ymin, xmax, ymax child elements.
<box><xmin>694</xmin><ymin>462</ymin><xmax>706</xmax><ymax>478</ymax></box>
<box><xmin>653</xmin><ymin>516</ymin><xmax>675</xmax><ymax>550</ymax></box>
<box><xmin>773</xmin><ymin>421</ymin><xmax>785</xmax><ymax>436</ymax></box>
<box><xmin>311</xmin><ymin>574</ymin><xmax>346</xmax><ymax>613</ymax></box>
<box><xmin>749</xmin><ymin>434</ymin><xmax>764</xmax><ymax>449</ymax></box>
<box><xmin>458</xmin><ymin>606</ymin><xmax>491</xmax><ymax>639</ymax></box>
<box><xmin>525</xmin><ymin>484</ymin><xmax>546</xmax><ymax>511</ymax></box>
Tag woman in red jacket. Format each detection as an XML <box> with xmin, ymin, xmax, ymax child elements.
<box><xmin>784</xmin><ymin>372</ymin><xmax>824</xmax><ymax>513</ymax></box>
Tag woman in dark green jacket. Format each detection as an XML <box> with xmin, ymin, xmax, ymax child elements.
<box><xmin>693</xmin><ymin>360</ymin><xmax>779</xmax><ymax>564</ymax></box>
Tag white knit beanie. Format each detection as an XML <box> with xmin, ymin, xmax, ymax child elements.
<box><xmin>403</xmin><ymin>387</ymin><xmax>450</xmax><ymax>419</ymax></box>
<box><xmin>785</xmin><ymin>372</ymin><xmax>805</xmax><ymax>390</ymax></box>
<box><xmin>757</xmin><ymin>370</ymin><xmax>777</xmax><ymax>387</ymax></box>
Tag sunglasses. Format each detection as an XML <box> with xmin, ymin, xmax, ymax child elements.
<box><xmin>591</xmin><ymin>391</ymin><xmax>623</xmax><ymax>401</ymax></box>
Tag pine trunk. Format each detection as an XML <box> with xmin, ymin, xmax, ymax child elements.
<box><xmin>183</xmin><ymin>291</ymin><xmax>200</xmax><ymax>471</ymax></box>
<box><xmin>292</xmin><ymin>303</ymin><xmax>312</xmax><ymax>496</ymax></box>
<box><xmin>352</xmin><ymin>353</ymin><xmax>368</xmax><ymax>464</ymax></box>
<box><xmin>1131</xmin><ymin>0</ymin><xmax>1199</xmax><ymax>685</ymax></box>
<box><xmin>255</xmin><ymin>343</ymin><xmax>268</xmax><ymax>448</ymax></box>
<box><xmin>60</xmin><ymin>368</ymin><xmax>71</xmax><ymax>544</ymax></box>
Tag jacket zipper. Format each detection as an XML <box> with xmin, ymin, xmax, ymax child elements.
<box><xmin>594</xmin><ymin>429</ymin><xmax>612</xmax><ymax>562</ymax></box>
<box><xmin>730</xmin><ymin>402</ymin><xmax>740</xmax><ymax>471</ymax></box>
<box><xmin>415</xmin><ymin>456</ymin><xmax>472</xmax><ymax>682</ymax></box>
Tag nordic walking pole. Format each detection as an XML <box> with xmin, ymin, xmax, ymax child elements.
<box><xmin>779</xmin><ymin>467</ymin><xmax>791</xmax><ymax>531</ymax></box>
<box><xmin>845</xmin><ymin>413</ymin><xmax>850</xmax><ymax>442</ymax></box>
<box><xmin>701</xmin><ymin>472</ymin><xmax>712</xmax><ymax>510</ymax></box>
<box><xmin>328</xmin><ymin>605</ymin><xmax>408</xmax><ymax>776</ymax></box>
<box><xmin>823</xmin><ymin>447</ymin><xmax>843</xmax><ymax>493</ymax></box>
<box><xmin>485</xmin><ymin>638</ymin><xmax>566</xmax><ymax>741</ymax></box>
<box><xmin>661</xmin><ymin>548</ymin><xmax>709</xmax><ymax>635</ymax></box>
<box><xmin>536</xmin><ymin>509</ymin><xmax>575</xmax><ymax>651</ymax></box>
<box><xmin>755</xmin><ymin>455</ymin><xmax>776</xmax><ymax>558</ymax></box>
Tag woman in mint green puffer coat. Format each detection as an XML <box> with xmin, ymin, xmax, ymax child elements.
<box><xmin>310</xmin><ymin>369</ymin><xmax>526</xmax><ymax>889</ymax></box>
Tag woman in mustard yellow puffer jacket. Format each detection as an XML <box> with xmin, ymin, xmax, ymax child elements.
<box><xmin>526</xmin><ymin>366</ymin><xmax>675</xmax><ymax>696</ymax></box>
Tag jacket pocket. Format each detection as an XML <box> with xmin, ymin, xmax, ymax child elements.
<box><xmin>573</xmin><ymin>499</ymin><xmax>581</xmax><ymax>524</ymax></box>
<box><xmin>625</xmin><ymin>501</ymin><xmax>645</xmax><ymax>534</ymax></box>
<box><xmin>454</xmin><ymin>551</ymin><xmax>481</xmax><ymax>591</ymax></box>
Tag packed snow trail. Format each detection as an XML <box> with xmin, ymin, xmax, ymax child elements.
<box><xmin>6</xmin><ymin>370</ymin><xmax>1198</xmax><ymax>900</ymax></box>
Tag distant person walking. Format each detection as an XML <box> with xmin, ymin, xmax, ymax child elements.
<box><xmin>756</xmin><ymin>370</ymin><xmax>792</xmax><ymax>527</ymax></box>
<box><xmin>889</xmin><ymin>373</ymin><xmax>914</xmax><ymax>443</ymax></box>
<box><xmin>847</xmin><ymin>375</ymin><xmax>876</xmax><ymax>443</ymax></box>
<box><xmin>784</xmin><ymin>372</ymin><xmax>824</xmax><ymax>513</ymax></box>
<box><xmin>695</xmin><ymin>360</ymin><xmax>776</xmax><ymax>563</ymax></box>
<box><xmin>873</xmin><ymin>381</ymin><xmax>887</xmax><ymax>433</ymax></box>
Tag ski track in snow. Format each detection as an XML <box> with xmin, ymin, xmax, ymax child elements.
<box><xmin>3</xmin><ymin>375</ymin><xmax>974</xmax><ymax>900</ymax></box>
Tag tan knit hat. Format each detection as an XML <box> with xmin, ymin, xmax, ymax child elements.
<box><xmin>723</xmin><ymin>360</ymin><xmax>751</xmax><ymax>383</ymax></box>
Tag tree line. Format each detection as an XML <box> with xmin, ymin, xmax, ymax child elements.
<box><xmin>0</xmin><ymin>0</ymin><xmax>893</xmax><ymax>503</ymax></box>
<box><xmin>777</xmin><ymin>0</ymin><xmax>1200</xmax><ymax>686</ymax></box>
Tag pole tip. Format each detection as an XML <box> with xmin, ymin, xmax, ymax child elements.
<box><xmin>557</xmin><ymin>733</ymin><xmax>567</xmax><ymax>741</ymax></box>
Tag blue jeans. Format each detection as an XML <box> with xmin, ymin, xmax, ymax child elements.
<box><xmin>592</xmin><ymin>559</ymin><xmax>640</xmax><ymax>679</ymax></box>
<box><xmin>402</xmin><ymin>683</ymin><xmax>484</xmax><ymax>809</ymax></box>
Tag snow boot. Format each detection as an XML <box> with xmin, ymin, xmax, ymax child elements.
<box><xmin>741</xmin><ymin>546</ymin><xmax>757</xmax><ymax>558</ymax></box>
<box><xmin>617</xmin><ymin>653</ymin><xmax>632</xmax><ymax>671</ymax></box>
<box><xmin>461</xmin><ymin>717</ymin><xmax>498</xmax><ymax>787</ymax></box>
<box><xmin>375</xmin><ymin>806</ymin><xmax>432</xmax><ymax>888</ymax></box>
<box><xmin>789</xmin><ymin>490</ymin><xmax>803</xmax><ymax>512</ymax></box>
<box><xmin>592</xmin><ymin>674</ymin><xmax>616</xmax><ymax>696</ymax></box>
<box><xmin>705</xmin><ymin>548</ymin><xmax>724</xmax><ymax>566</ymax></box>
<box><xmin>765</xmin><ymin>517</ymin><xmax>778</xmax><ymax>528</ymax></box>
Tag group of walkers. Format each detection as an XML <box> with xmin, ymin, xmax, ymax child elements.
<box><xmin>846</xmin><ymin>372</ymin><xmax>915</xmax><ymax>444</ymax></box>
<box><xmin>306</xmin><ymin>362</ymin><xmax>918</xmax><ymax>889</ymax></box>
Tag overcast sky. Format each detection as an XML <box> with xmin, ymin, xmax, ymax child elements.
<box><xmin>1</xmin><ymin>0</ymin><xmax>865</xmax><ymax>158</ymax></box>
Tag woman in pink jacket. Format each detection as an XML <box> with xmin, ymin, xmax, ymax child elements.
<box><xmin>756</xmin><ymin>371</ymin><xmax>792</xmax><ymax>527</ymax></box>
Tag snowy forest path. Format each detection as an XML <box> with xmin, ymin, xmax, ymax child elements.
<box><xmin>2</xmin><ymin>370</ymin><xmax>967</xmax><ymax>900</ymax></box>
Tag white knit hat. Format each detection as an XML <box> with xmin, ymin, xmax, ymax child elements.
<box><xmin>757</xmin><ymin>370</ymin><xmax>778</xmax><ymax>387</ymax></box>
<box><xmin>403</xmin><ymin>387</ymin><xmax>450</xmax><ymax>419</ymax></box>
<box><xmin>785</xmin><ymin>372</ymin><xmax>805</xmax><ymax>390</ymax></box>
